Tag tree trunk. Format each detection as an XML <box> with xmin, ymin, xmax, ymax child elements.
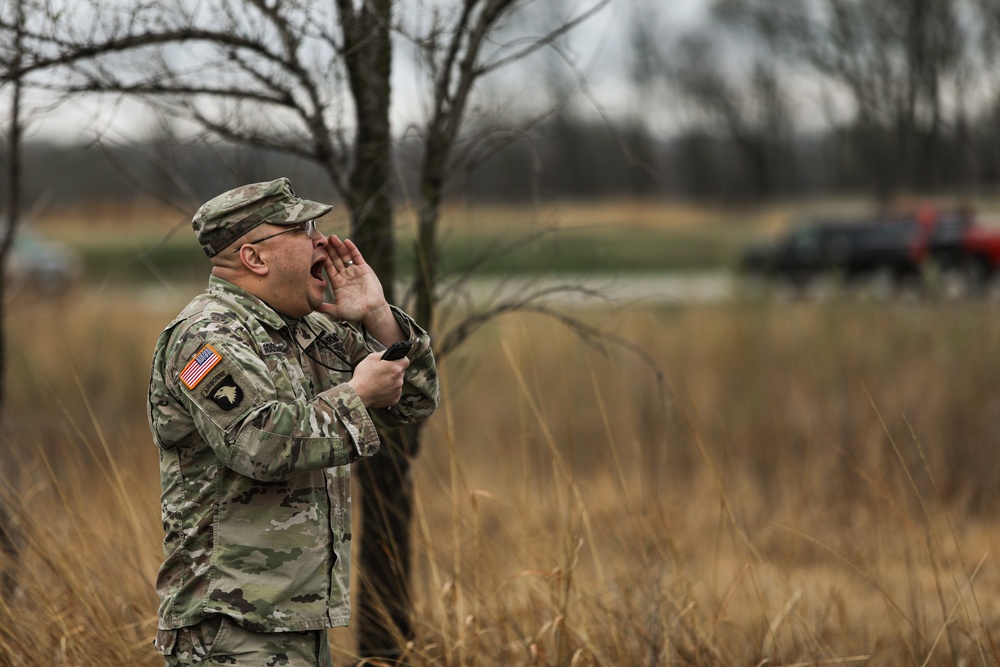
<box><xmin>345</xmin><ymin>6</ymin><xmax>395</xmax><ymax>302</ymax></box>
<box><xmin>0</xmin><ymin>0</ymin><xmax>25</xmax><ymax>595</ymax></box>
<box><xmin>355</xmin><ymin>423</ymin><xmax>421</xmax><ymax>658</ymax></box>
<box><xmin>414</xmin><ymin>138</ymin><xmax>447</xmax><ymax>330</ymax></box>
<box><xmin>338</xmin><ymin>0</ymin><xmax>417</xmax><ymax>658</ymax></box>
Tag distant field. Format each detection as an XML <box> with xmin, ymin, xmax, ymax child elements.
<box><xmin>61</xmin><ymin>224</ymin><xmax>763</xmax><ymax>283</ymax></box>
<box><xmin>24</xmin><ymin>197</ymin><xmax>886</xmax><ymax>282</ymax></box>
<box><xmin>33</xmin><ymin>195</ymin><xmax>1000</xmax><ymax>284</ymax></box>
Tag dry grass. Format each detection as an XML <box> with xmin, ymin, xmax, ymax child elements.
<box><xmin>34</xmin><ymin>194</ymin><xmax>1000</xmax><ymax>241</ymax></box>
<box><xmin>35</xmin><ymin>198</ymin><xmax>738</xmax><ymax>236</ymax></box>
<box><xmin>3</xmin><ymin>287</ymin><xmax>1000</xmax><ymax>665</ymax></box>
<box><xmin>29</xmin><ymin>196</ymin><xmax>895</xmax><ymax>240</ymax></box>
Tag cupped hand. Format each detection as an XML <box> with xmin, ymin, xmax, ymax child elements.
<box><xmin>318</xmin><ymin>236</ymin><xmax>388</xmax><ymax>324</ymax></box>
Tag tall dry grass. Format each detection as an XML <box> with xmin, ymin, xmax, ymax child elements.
<box><xmin>2</xmin><ymin>288</ymin><xmax>1000</xmax><ymax>665</ymax></box>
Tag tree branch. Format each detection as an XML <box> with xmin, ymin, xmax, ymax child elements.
<box><xmin>481</xmin><ymin>0</ymin><xmax>611</xmax><ymax>74</ymax></box>
<box><xmin>2</xmin><ymin>27</ymin><xmax>286</xmax><ymax>79</ymax></box>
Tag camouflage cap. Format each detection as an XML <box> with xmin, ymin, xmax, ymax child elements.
<box><xmin>192</xmin><ymin>178</ymin><xmax>334</xmax><ymax>257</ymax></box>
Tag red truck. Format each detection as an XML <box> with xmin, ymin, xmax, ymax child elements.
<box><xmin>957</xmin><ymin>223</ymin><xmax>1000</xmax><ymax>286</ymax></box>
<box><xmin>881</xmin><ymin>204</ymin><xmax>1000</xmax><ymax>294</ymax></box>
<box><xmin>740</xmin><ymin>204</ymin><xmax>996</xmax><ymax>296</ymax></box>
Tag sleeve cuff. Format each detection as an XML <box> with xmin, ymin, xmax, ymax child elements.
<box><xmin>318</xmin><ymin>384</ymin><xmax>381</xmax><ymax>458</ymax></box>
<box><xmin>362</xmin><ymin>305</ymin><xmax>431</xmax><ymax>361</ymax></box>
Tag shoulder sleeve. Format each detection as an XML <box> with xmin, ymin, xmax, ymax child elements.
<box><xmin>339</xmin><ymin>305</ymin><xmax>440</xmax><ymax>427</ymax></box>
<box><xmin>164</xmin><ymin>314</ymin><xmax>379</xmax><ymax>481</ymax></box>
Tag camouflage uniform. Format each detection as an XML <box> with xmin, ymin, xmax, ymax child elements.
<box><xmin>159</xmin><ymin>616</ymin><xmax>334</xmax><ymax>666</ymax></box>
<box><xmin>148</xmin><ymin>179</ymin><xmax>439</xmax><ymax>665</ymax></box>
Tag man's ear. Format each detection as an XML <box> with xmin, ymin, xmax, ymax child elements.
<box><xmin>237</xmin><ymin>245</ymin><xmax>269</xmax><ymax>276</ymax></box>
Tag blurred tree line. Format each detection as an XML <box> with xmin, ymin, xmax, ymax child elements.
<box><xmin>643</xmin><ymin>0</ymin><xmax>1000</xmax><ymax>203</ymax></box>
<box><xmin>6</xmin><ymin>0</ymin><xmax>1000</xmax><ymax>209</ymax></box>
<box><xmin>9</xmin><ymin>115</ymin><xmax>1000</xmax><ymax>211</ymax></box>
<box><xmin>4</xmin><ymin>120</ymin><xmax>661</xmax><ymax>209</ymax></box>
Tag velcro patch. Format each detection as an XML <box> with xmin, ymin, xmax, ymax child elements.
<box><xmin>262</xmin><ymin>342</ymin><xmax>287</xmax><ymax>355</ymax></box>
<box><xmin>203</xmin><ymin>372</ymin><xmax>244</xmax><ymax>411</ymax></box>
<box><xmin>180</xmin><ymin>344</ymin><xmax>222</xmax><ymax>389</ymax></box>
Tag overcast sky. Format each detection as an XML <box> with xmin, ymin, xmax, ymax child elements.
<box><xmin>14</xmin><ymin>0</ymin><xmax>709</xmax><ymax>145</ymax></box>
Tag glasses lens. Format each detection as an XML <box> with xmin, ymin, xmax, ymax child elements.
<box><xmin>304</xmin><ymin>220</ymin><xmax>316</xmax><ymax>238</ymax></box>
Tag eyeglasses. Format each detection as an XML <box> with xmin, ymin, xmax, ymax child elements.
<box><xmin>234</xmin><ymin>219</ymin><xmax>317</xmax><ymax>252</ymax></box>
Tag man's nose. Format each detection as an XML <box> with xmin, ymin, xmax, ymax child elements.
<box><xmin>313</xmin><ymin>233</ymin><xmax>328</xmax><ymax>248</ymax></box>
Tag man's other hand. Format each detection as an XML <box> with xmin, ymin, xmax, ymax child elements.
<box><xmin>348</xmin><ymin>351</ymin><xmax>410</xmax><ymax>408</ymax></box>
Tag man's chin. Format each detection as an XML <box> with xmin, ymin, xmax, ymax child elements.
<box><xmin>307</xmin><ymin>288</ymin><xmax>328</xmax><ymax>314</ymax></box>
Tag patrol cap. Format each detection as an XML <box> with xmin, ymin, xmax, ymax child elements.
<box><xmin>192</xmin><ymin>177</ymin><xmax>333</xmax><ymax>257</ymax></box>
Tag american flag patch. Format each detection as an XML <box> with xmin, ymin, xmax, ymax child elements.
<box><xmin>180</xmin><ymin>344</ymin><xmax>222</xmax><ymax>390</ymax></box>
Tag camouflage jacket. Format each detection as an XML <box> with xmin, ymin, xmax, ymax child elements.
<box><xmin>147</xmin><ymin>276</ymin><xmax>438</xmax><ymax>633</ymax></box>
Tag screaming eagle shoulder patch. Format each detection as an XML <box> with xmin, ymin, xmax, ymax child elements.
<box><xmin>180</xmin><ymin>344</ymin><xmax>222</xmax><ymax>390</ymax></box>
<box><xmin>203</xmin><ymin>372</ymin><xmax>244</xmax><ymax>411</ymax></box>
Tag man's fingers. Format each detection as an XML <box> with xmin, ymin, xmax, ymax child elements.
<box><xmin>326</xmin><ymin>235</ymin><xmax>357</xmax><ymax>267</ymax></box>
<box><xmin>342</xmin><ymin>239</ymin><xmax>365</xmax><ymax>267</ymax></box>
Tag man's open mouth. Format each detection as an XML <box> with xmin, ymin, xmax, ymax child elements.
<box><xmin>310</xmin><ymin>258</ymin><xmax>326</xmax><ymax>282</ymax></box>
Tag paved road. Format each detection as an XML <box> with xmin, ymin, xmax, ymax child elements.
<box><xmin>455</xmin><ymin>272</ymin><xmax>737</xmax><ymax>307</ymax></box>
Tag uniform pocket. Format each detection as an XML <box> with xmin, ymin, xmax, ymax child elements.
<box><xmin>155</xmin><ymin>616</ymin><xmax>224</xmax><ymax>661</ymax></box>
<box><xmin>201</xmin><ymin>616</ymin><xmax>228</xmax><ymax>659</ymax></box>
<box><xmin>153</xmin><ymin>628</ymin><xmax>177</xmax><ymax>655</ymax></box>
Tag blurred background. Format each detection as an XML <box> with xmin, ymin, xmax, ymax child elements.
<box><xmin>4</xmin><ymin>1</ymin><xmax>1000</xmax><ymax>665</ymax></box>
<box><xmin>5</xmin><ymin>0</ymin><xmax>1000</xmax><ymax>294</ymax></box>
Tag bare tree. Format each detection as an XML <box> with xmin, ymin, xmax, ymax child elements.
<box><xmin>0</xmin><ymin>0</ymin><xmax>25</xmax><ymax>592</ymax></box>
<box><xmin>666</xmin><ymin>28</ymin><xmax>793</xmax><ymax>200</ymax></box>
<box><xmin>622</xmin><ymin>0</ymin><xmax>797</xmax><ymax>201</ymax></box>
<box><xmin>699</xmin><ymin>0</ymin><xmax>975</xmax><ymax>199</ymax></box>
<box><xmin>1</xmin><ymin>0</ymin><xmax>614</xmax><ymax>656</ymax></box>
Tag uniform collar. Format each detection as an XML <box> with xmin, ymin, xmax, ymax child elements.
<box><xmin>207</xmin><ymin>275</ymin><xmax>291</xmax><ymax>331</ymax></box>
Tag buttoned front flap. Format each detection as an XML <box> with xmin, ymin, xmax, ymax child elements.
<box><xmin>153</xmin><ymin>629</ymin><xmax>177</xmax><ymax>656</ymax></box>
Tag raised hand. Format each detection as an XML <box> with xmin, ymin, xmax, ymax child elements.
<box><xmin>320</xmin><ymin>235</ymin><xmax>408</xmax><ymax>348</ymax></box>
<box><xmin>319</xmin><ymin>235</ymin><xmax>387</xmax><ymax>323</ymax></box>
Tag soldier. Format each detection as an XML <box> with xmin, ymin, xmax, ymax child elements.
<box><xmin>147</xmin><ymin>178</ymin><xmax>439</xmax><ymax>666</ymax></box>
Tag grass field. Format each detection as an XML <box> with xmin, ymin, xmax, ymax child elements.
<box><xmin>4</xmin><ymin>198</ymin><xmax>1000</xmax><ymax>665</ymax></box>
<box><xmin>26</xmin><ymin>196</ymin><xmax>909</xmax><ymax>281</ymax></box>
<box><xmin>4</xmin><ymin>287</ymin><xmax>1000</xmax><ymax>665</ymax></box>
<box><xmin>32</xmin><ymin>195</ymin><xmax>1000</xmax><ymax>283</ymax></box>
